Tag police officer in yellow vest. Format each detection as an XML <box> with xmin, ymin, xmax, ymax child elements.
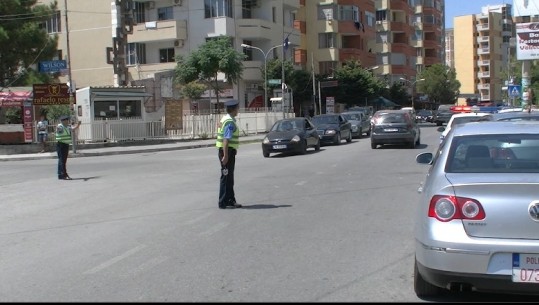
<box><xmin>216</xmin><ymin>99</ymin><xmax>241</xmax><ymax>209</ymax></box>
<box><xmin>55</xmin><ymin>115</ymin><xmax>81</xmax><ymax>180</ymax></box>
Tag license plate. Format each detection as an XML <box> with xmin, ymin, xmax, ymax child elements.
<box><xmin>273</xmin><ymin>145</ymin><xmax>287</xmax><ymax>149</ymax></box>
<box><xmin>384</xmin><ymin>128</ymin><xmax>398</xmax><ymax>132</ymax></box>
<box><xmin>512</xmin><ymin>253</ymin><xmax>539</xmax><ymax>283</ymax></box>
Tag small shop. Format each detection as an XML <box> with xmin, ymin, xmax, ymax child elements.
<box><xmin>0</xmin><ymin>89</ymin><xmax>33</xmax><ymax>144</ymax></box>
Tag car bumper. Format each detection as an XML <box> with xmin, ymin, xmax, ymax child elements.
<box><xmin>371</xmin><ymin>133</ymin><xmax>414</xmax><ymax>144</ymax></box>
<box><xmin>318</xmin><ymin>134</ymin><xmax>338</xmax><ymax>143</ymax></box>
<box><xmin>262</xmin><ymin>141</ymin><xmax>304</xmax><ymax>154</ymax></box>
<box><xmin>415</xmin><ymin>219</ymin><xmax>539</xmax><ymax>294</ymax></box>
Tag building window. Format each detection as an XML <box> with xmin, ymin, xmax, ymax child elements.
<box><xmin>204</xmin><ymin>0</ymin><xmax>233</xmax><ymax>18</ymax></box>
<box><xmin>158</xmin><ymin>7</ymin><xmax>173</xmax><ymax>20</ymax></box>
<box><xmin>365</xmin><ymin>12</ymin><xmax>375</xmax><ymax>27</ymax></box>
<box><xmin>319</xmin><ymin>61</ymin><xmax>337</xmax><ymax>76</ymax></box>
<box><xmin>133</xmin><ymin>1</ymin><xmax>146</xmax><ymax>23</ymax></box>
<box><xmin>94</xmin><ymin>100</ymin><xmax>142</xmax><ymax>120</ymax></box>
<box><xmin>127</xmin><ymin>43</ymin><xmax>147</xmax><ymax>65</ymax></box>
<box><xmin>159</xmin><ymin>48</ymin><xmax>175</xmax><ymax>63</ymax></box>
<box><xmin>318</xmin><ymin>4</ymin><xmax>336</xmax><ymax>20</ymax></box>
<box><xmin>319</xmin><ymin>33</ymin><xmax>337</xmax><ymax>48</ymax></box>
<box><xmin>242</xmin><ymin>40</ymin><xmax>253</xmax><ymax>60</ymax></box>
<box><xmin>339</xmin><ymin>5</ymin><xmax>359</xmax><ymax>22</ymax></box>
<box><xmin>376</xmin><ymin>10</ymin><xmax>387</xmax><ymax>22</ymax></box>
<box><xmin>40</xmin><ymin>10</ymin><xmax>61</xmax><ymax>33</ymax></box>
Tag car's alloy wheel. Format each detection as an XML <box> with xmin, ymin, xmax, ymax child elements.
<box><xmin>371</xmin><ymin>142</ymin><xmax>377</xmax><ymax>149</ymax></box>
<box><xmin>416</xmin><ymin>136</ymin><xmax>421</xmax><ymax>145</ymax></box>
<box><xmin>346</xmin><ymin>132</ymin><xmax>352</xmax><ymax>143</ymax></box>
<box><xmin>409</xmin><ymin>140</ymin><xmax>416</xmax><ymax>149</ymax></box>
<box><xmin>300</xmin><ymin>140</ymin><xmax>307</xmax><ymax>155</ymax></box>
<box><xmin>315</xmin><ymin>139</ymin><xmax>321</xmax><ymax>151</ymax></box>
<box><xmin>263</xmin><ymin>150</ymin><xmax>270</xmax><ymax>158</ymax></box>
<box><xmin>414</xmin><ymin>259</ymin><xmax>442</xmax><ymax>297</ymax></box>
<box><xmin>334</xmin><ymin>133</ymin><xmax>341</xmax><ymax>145</ymax></box>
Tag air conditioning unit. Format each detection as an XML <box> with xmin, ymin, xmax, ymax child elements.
<box><xmin>174</xmin><ymin>39</ymin><xmax>184</xmax><ymax>47</ymax></box>
<box><xmin>147</xmin><ymin>1</ymin><xmax>155</xmax><ymax>9</ymax></box>
<box><xmin>173</xmin><ymin>0</ymin><xmax>182</xmax><ymax>6</ymax></box>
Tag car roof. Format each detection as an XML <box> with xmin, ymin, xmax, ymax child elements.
<box><xmin>341</xmin><ymin>111</ymin><xmax>363</xmax><ymax>114</ymax></box>
<box><xmin>374</xmin><ymin>109</ymin><xmax>407</xmax><ymax>114</ymax></box>
<box><xmin>451</xmin><ymin>121</ymin><xmax>539</xmax><ymax>137</ymax></box>
<box><xmin>491</xmin><ymin>111</ymin><xmax>539</xmax><ymax>120</ymax></box>
<box><xmin>450</xmin><ymin>112</ymin><xmax>491</xmax><ymax>118</ymax></box>
<box><xmin>313</xmin><ymin>114</ymin><xmax>340</xmax><ymax>117</ymax></box>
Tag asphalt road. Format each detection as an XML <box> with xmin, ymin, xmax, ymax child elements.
<box><xmin>0</xmin><ymin>124</ymin><xmax>536</xmax><ymax>302</ymax></box>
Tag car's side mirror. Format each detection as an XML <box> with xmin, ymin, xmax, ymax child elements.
<box><xmin>437</xmin><ymin>127</ymin><xmax>445</xmax><ymax>132</ymax></box>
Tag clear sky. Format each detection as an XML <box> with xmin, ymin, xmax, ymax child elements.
<box><xmin>445</xmin><ymin>0</ymin><xmax>511</xmax><ymax>28</ymax></box>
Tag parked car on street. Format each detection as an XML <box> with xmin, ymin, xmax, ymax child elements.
<box><xmin>262</xmin><ymin>117</ymin><xmax>320</xmax><ymax>158</ymax></box>
<box><xmin>341</xmin><ymin>111</ymin><xmax>370</xmax><ymax>138</ymax></box>
<box><xmin>311</xmin><ymin>114</ymin><xmax>352</xmax><ymax>145</ymax></box>
<box><xmin>370</xmin><ymin>109</ymin><xmax>420</xmax><ymax>149</ymax></box>
<box><xmin>432</xmin><ymin>104</ymin><xmax>454</xmax><ymax>126</ymax></box>
<box><xmin>414</xmin><ymin>121</ymin><xmax>539</xmax><ymax>297</ymax></box>
<box><xmin>490</xmin><ymin>110</ymin><xmax>539</xmax><ymax>122</ymax></box>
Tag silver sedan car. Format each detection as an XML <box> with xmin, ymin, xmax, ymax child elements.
<box><xmin>414</xmin><ymin>121</ymin><xmax>539</xmax><ymax>296</ymax></box>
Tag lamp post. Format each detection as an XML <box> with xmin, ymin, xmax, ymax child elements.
<box><xmin>241</xmin><ymin>43</ymin><xmax>283</xmax><ymax>110</ymax></box>
<box><xmin>400</xmin><ymin>77</ymin><xmax>425</xmax><ymax>109</ymax></box>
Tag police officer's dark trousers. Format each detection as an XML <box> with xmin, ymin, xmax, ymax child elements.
<box><xmin>57</xmin><ymin>142</ymin><xmax>70</xmax><ymax>179</ymax></box>
<box><xmin>218</xmin><ymin>147</ymin><xmax>236</xmax><ymax>207</ymax></box>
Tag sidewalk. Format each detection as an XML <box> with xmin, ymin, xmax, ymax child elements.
<box><xmin>0</xmin><ymin>134</ymin><xmax>266</xmax><ymax>161</ymax></box>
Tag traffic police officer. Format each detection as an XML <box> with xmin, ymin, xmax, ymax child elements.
<box><xmin>216</xmin><ymin>99</ymin><xmax>241</xmax><ymax>209</ymax></box>
<box><xmin>55</xmin><ymin>115</ymin><xmax>81</xmax><ymax>180</ymax></box>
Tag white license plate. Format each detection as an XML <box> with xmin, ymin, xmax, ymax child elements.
<box><xmin>384</xmin><ymin>128</ymin><xmax>398</xmax><ymax>132</ymax></box>
<box><xmin>512</xmin><ymin>253</ymin><xmax>539</xmax><ymax>283</ymax></box>
<box><xmin>273</xmin><ymin>145</ymin><xmax>287</xmax><ymax>149</ymax></box>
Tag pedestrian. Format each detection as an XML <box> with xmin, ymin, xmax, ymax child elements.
<box><xmin>36</xmin><ymin>114</ymin><xmax>49</xmax><ymax>153</ymax></box>
<box><xmin>216</xmin><ymin>99</ymin><xmax>242</xmax><ymax>209</ymax></box>
<box><xmin>55</xmin><ymin>115</ymin><xmax>81</xmax><ymax>180</ymax></box>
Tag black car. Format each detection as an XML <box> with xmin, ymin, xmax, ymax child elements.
<box><xmin>311</xmin><ymin>114</ymin><xmax>352</xmax><ymax>145</ymax></box>
<box><xmin>262</xmin><ymin>117</ymin><xmax>321</xmax><ymax>158</ymax></box>
<box><xmin>432</xmin><ymin>104</ymin><xmax>453</xmax><ymax>126</ymax></box>
<box><xmin>416</xmin><ymin>109</ymin><xmax>434</xmax><ymax>123</ymax></box>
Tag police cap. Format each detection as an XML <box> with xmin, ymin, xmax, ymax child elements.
<box><xmin>60</xmin><ymin>115</ymin><xmax>70</xmax><ymax>121</ymax></box>
<box><xmin>224</xmin><ymin>99</ymin><xmax>239</xmax><ymax>108</ymax></box>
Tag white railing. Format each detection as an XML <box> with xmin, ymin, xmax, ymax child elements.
<box><xmin>38</xmin><ymin>111</ymin><xmax>293</xmax><ymax>144</ymax></box>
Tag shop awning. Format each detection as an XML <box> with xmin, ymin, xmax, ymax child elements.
<box><xmin>0</xmin><ymin>91</ymin><xmax>32</xmax><ymax>107</ymax></box>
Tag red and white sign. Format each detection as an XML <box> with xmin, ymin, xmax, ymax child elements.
<box><xmin>516</xmin><ymin>23</ymin><xmax>539</xmax><ymax>60</ymax></box>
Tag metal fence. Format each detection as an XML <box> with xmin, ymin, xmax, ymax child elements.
<box><xmin>37</xmin><ymin>110</ymin><xmax>293</xmax><ymax>144</ymax></box>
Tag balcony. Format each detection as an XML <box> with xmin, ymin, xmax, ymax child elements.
<box><xmin>130</xmin><ymin>20</ymin><xmax>187</xmax><ymax>43</ymax></box>
<box><xmin>477</xmin><ymin>47</ymin><xmax>490</xmax><ymax>55</ymax></box>
<box><xmin>477</xmin><ymin>36</ymin><xmax>489</xmax><ymax>43</ymax></box>
<box><xmin>476</xmin><ymin>23</ymin><xmax>489</xmax><ymax>31</ymax></box>
<box><xmin>375</xmin><ymin>20</ymin><xmax>389</xmax><ymax>32</ymax></box>
<box><xmin>477</xmin><ymin>59</ymin><xmax>490</xmax><ymax>66</ymax></box>
<box><xmin>236</xmin><ymin>18</ymin><xmax>274</xmax><ymax>40</ymax></box>
<box><xmin>477</xmin><ymin>71</ymin><xmax>490</xmax><ymax>78</ymax></box>
<box><xmin>411</xmin><ymin>40</ymin><xmax>423</xmax><ymax>48</ymax></box>
<box><xmin>481</xmin><ymin>94</ymin><xmax>491</xmax><ymax>101</ymax></box>
<box><xmin>477</xmin><ymin>83</ymin><xmax>490</xmax><ymax>90</ymax></box>
<box><xmin>390</xmin><ymin>21</ymin><xmax>408</xmax><ymax>32</ymax></box>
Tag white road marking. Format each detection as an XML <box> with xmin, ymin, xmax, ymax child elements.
<box><xmin>295</xmin><ymin>181</ymin><xmax>307</xmax><ymax>186</ymax></box>
<box><xmin>83</xmin><ymin>244</ymin><xmax>147</xmax><ymax>274</ymax></box>
<box><xmin>183</xmin><ymin>211</ymin><xmax>212</xmax><ymax>226</ymax></box>
<box><xmin>130</xmin><ymin>256</ymin><xmax>169</xmax><ymax>276</ymax></box>
<box><xmin>199</xmin><ymin>222</ymin><xmax>229</xmax><ymax>236</ymax></box>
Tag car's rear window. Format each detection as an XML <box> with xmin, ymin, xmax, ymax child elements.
<box><xmin>312</xmin><ymin>116</ymin><xmax>339</xmax><ymax>125</ymax></box>
<box><xmin>374</xmin><ymin>113</ymin><xmax>407</xmax><ymax>124</ymax></box>
<box><xmin>342</xmin><ymin>113</ymin><xmax>360</xmax><ymax>121</ymax></box>
<box><xmin>450</xmin><ymin>116</ymin><xmax>491</xmax><ymax>127</ymax></box>
<box><xmin>446</xmin><ymin>134</ymin><xmax>539</xmax><ymax>173</ymax></box>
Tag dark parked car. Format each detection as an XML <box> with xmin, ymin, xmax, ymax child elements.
<box><xmin>416</xmin><ymin>109</ymin><xmax>434</xmax><ymax>123</ymax></box>
<box><xmin>432</xmin><ymin>104</ymin><xmax>454</xmax><ymax>126</ymax></box>
<box><xmin>311</xmin><ymin>114</ymin><xmax>352</xmax><ymax>145</ymax></box>
<box><xmin>370</xmin><ymin>109</ymin><xmax>421</xmax><ymax>149</ymax></box>
<box><xmin>262</xmin><ymin>117</ymin><xmax>320</xmax><ymax>158</ymax></box>
<box><xmin>341</xmin><ymin>111</ymin><xmax>371</xmax><ymax>138</ymax></box>
<box><xmin>490</xmin><ymin>110</ymin><xmax>539</xmax><ymax>121</ymax></box>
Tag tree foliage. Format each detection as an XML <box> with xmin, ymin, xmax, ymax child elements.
<box><xmin>332</xmin><ymin>60</ymin><xmax>386</xmax><ymax>107</ymax></box>
<box><xmin>181</xmin><ymin>81</ymin><xmax>207</xmax><ymax>101</ymax></box>
<box><xmin>417</xmin><ymin>64</ymin><xmax>460</xmax><ymax>105</ymax></box>
<box><xmin>0</xmin><ymin>0</ymin><xmax>59</xmax><ymax>87</ymax></box>
<box><xmin>174</xmin><ymin>36</ymin><xmax>246</xmax><ymax>107</ymax></box>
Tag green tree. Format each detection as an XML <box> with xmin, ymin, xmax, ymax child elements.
<box><xmin>384</xmin><ymin>83</ymin><xmax>409</xmax><ymax>106</ymax></box>
<box><xmin>0</xmin><ymin>0</ymin><xmax>59</xmax><ymax>87</ymax></box>
<box><xmin>333</xmin><ymin>60</ymin><xmax>385</xmax><ymax>108</ymax></box>
<box><xmin>417</xmin><ymin>64</ymin><xmax>460</xmax><ymax>105</ymax></box>
<box><xmin>174</xmin><ymin>36</ymin><xmax>246</xmax><ymax>111</ymax></box>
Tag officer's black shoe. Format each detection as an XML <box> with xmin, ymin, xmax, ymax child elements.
<box><xmin>227</xmin><ymin>200</ymin><xmax>242</xmax><ymax>208</ymax></box>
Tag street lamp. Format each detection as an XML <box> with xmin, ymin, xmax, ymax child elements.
<box><xmin>241</xmin><ymin>43</ymin><xmax>283</xmax><ymax>109</ymax></box>
<box><xmin>400</xmin><ymin>77</ymin><xmax>425</xmax><ymax>109</ymax></box>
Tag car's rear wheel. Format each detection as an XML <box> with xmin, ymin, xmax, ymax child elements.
<box><xmin>414</xmin><ymin>259</ymin><xmax>442</xmax><ymax>297</ymax></box>
<box><xmin>371</xmin><ymin>142</ymin><xmax>377</xmax><ymax>149</ymax></box>
<box><xmin>366</xmin><ymin>129</ymin><xmax>371</xmax><ymax>136</ymax></box>
<box><xmin>409</xmin><ymin>140</ymin><xmax>416</xmax><ymax>149</ymax></box>
<box><xmin>416</xmin><ymin>136</ymin><xmax>421</xmax><ymax>145</ymax></box>
<box><xmin>263</xmin><ymin>150</ymin><xmax>270</xmax><ymax>158</ymax></box>
<box><xmin>436</xmin><ymin>121</ymin><xmax>442</xmax><ymax>126</ymax></box>
<box><xmin>346</xmin><ymin>132</ymin><xmax>352</xmax><ymax>143</ymax></box>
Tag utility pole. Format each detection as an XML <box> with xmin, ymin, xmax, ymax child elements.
<box><xmin>281</xmin><ymin>0</ymin><xmax>286</xmax><ymax>119</ymax></box>
<box><xmin>63</xmin><ymin>0</ymin><xmax>77</xmax><ymax>153</ymax></box>
<box><xmin>311</xmin><ymin>53</ymin><xmax>316</xmax><ymax>116</ymax></box>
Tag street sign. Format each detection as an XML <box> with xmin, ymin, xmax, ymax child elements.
<box><xmin>268</xmin><ymin>79</ymin><xmax>281</xmax><ymax>85</ymax></box>
<box><xmin>320</xmin><ymin>80</ymin><xmax>338</xmax><ymax>88</ymax></box>
<box><xmin>33</xmin><ymin>83</ymin><xmax>72</xmax><ymax>105</ymax></box>
<box><xmin>38</xmin><ymin>60</ymin><xmax>67</xmax><ymax>73</ymax></box>
<box><xmin>508</xmin><ymin>85</ymin><xmax>521</xmax><ymax>98</ymax></box>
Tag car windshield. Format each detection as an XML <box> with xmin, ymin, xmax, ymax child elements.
<box><xmin>271</xmin><ymin>120</ymin><xmax>299</xmax><ymax>132</ymax></box>
<box><xmin>312</xmin><ymin>116</ymin><xmax>339</xmax><ymax>125</ymax></box>
<box><xmin>342</xmin><ymin>113</ymin><xmax>360</xmax><ymax>121</ymax></box>
<box><xmin>450</xmin><ymin>116</ymin><xmax>490</xmax><ymax>127</ymax></box>
<box><xmin>446</xmin><ymin>134</ymin><xmax>539</xmax><ymax>173</ymax></box>
<box><xmin>438</xmin><ymin>105</ymin><xmax>452</xmax><ymax>112</ymax></box>
<box><xmin>418</xmin><ymin>110</ymin><xmax>432</xmax><ymax>115</ymax></box>
<box><xmin>374</xmin><ymin>113</ymin><xmax>406</xmax><ymax>124</ymax></box>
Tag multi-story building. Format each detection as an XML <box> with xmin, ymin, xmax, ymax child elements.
<box><xmin>444</xmin><ymin>28</ymin><xmax>454</xmax><ymax>69</ymax></box>
<box><xmin>374</xmin><ymin>0</ymin><xmax>445</xmax><ymax>85</ymax></box>
<box><xmin>453</xmin><ymin>4</ymin><xmax>512</xmax><ymax>104</ymax></box>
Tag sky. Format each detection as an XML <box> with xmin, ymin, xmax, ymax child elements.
<box><xmin>445</xmin><ymin>0</ymin><xmax>511</xmax><ymax>28</ymax></box>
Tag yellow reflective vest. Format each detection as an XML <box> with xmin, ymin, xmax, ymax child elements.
<box><xmin>55</xmin><ymin>123</ymin><xmax>72</xmax><ymax>144</ymax></box>
<box><xmin>216</xmin><ymin>114</ymin><xmax>239</xmax><ymax>149</ymax></box>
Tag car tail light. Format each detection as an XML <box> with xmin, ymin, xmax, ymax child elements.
<box><xmin>450</xmin><ymin>106</ymin><xmax>472</xmax><ymax>113</ymax></box>
<box><xmin>428</xmin><ymin>195</ymin><xmax>486</xmax><ymax>222</ymax></box>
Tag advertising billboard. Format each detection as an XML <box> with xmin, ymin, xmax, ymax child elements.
<box><xmin>516</xmin><ymin>22</ymin><xmax>539</xmax><ymax>60</ymax></box>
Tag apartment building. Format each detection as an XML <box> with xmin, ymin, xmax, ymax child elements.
<box><xmin>374</xmin><ymin>0</ymin><xmax>445</xmax><ymax>85</ymax></box>
<box><xmin>453</xmin><ymin>3</ymin><xmax>512</xmax><ymax>104</ymax></box>
<box><xmin>444</xmin><ymin>28</ymin><xmax>454</xmax><ymax>69</ymax></box>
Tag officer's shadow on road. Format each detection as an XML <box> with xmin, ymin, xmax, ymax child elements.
<box><xmin>241</xmin><ymin>204</ymin><xmax>292</xmax><ymax>210</ymax></box>
<box><xmin>70</xmin><ymin>176</ymin><xmax>101</xmax><ymax>182</ymax></box>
